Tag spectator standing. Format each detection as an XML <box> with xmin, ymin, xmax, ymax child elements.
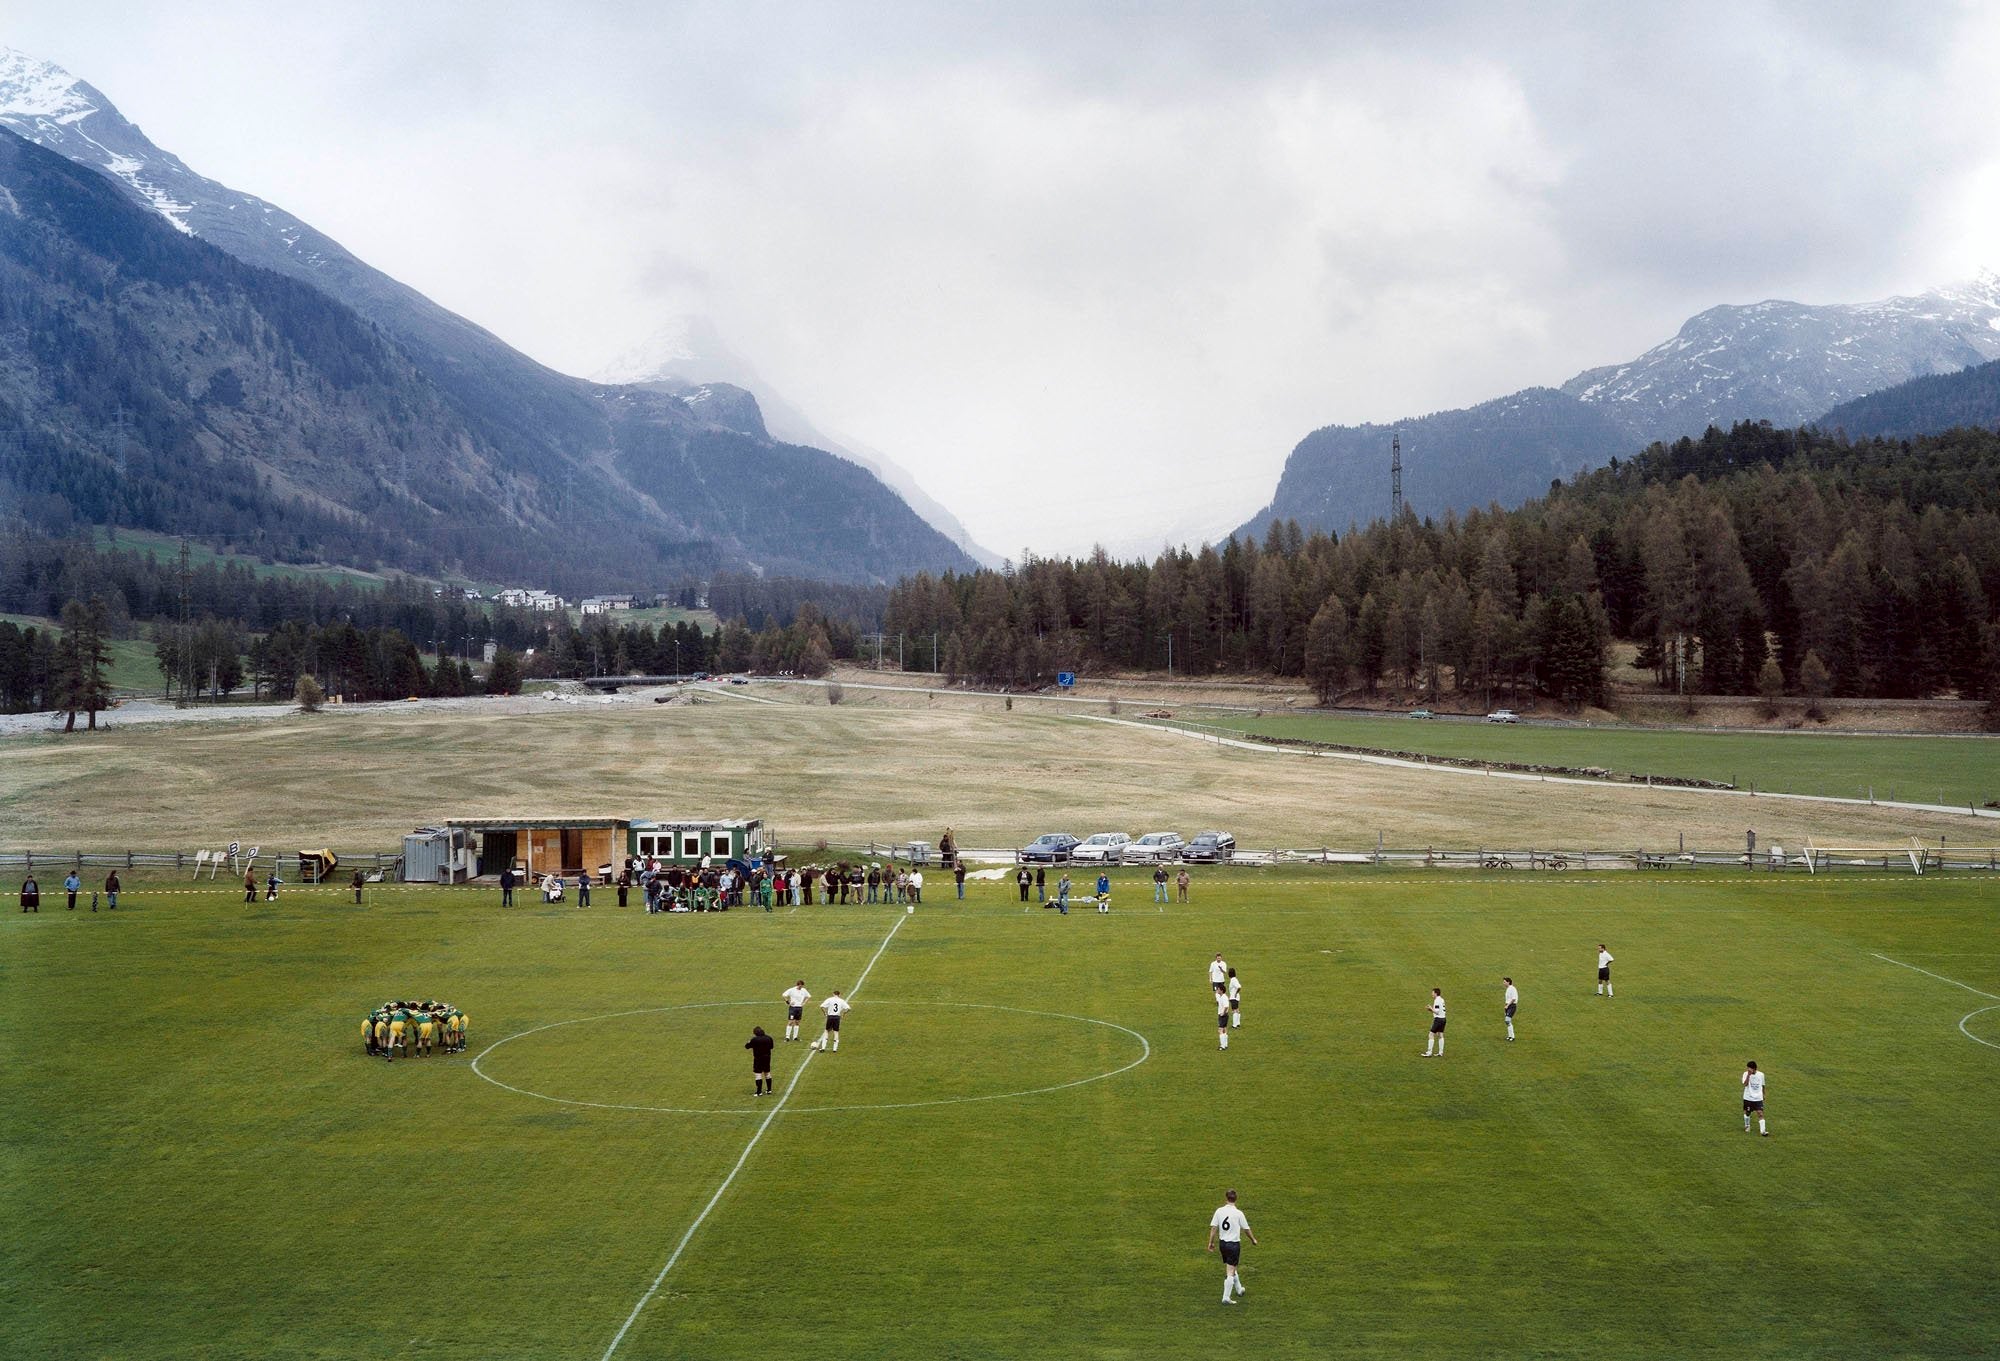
<box><xmin>243</xmin><ymin>868</ymin><xmax>257</xmax><ymax>903</ymax></box>
<box><xmin>500</xmin><ymin>866</ymin><xmax>516</xmax><ymax>907</ymax></box>
<box><xmin>867</xmin><ymin>864</ymin><xmax>882</xmax><ymax>903</ymax></box>
<box><xmin>21</xmin><ymin>875</ymin><xmax>40</xmax><ymax>912</ymax></box>
<box><xmin>1177</xmin><ymin>866</ymin><xmax>1191</xmax><ymax>902</ymax></box>
<box><xmin>911</xmin><ymin>868</ymin><xmax>924</xmax><ymax>904</ymax></box>
<box><xmin>1035</xmin><ymin>865</ymin><xmax>1047</xmax><ymax>902</ymax></box>
<box><xmin>64</xmin><ymin>870</ymin><xmax>80</xmax><ymax>911</ymax></box>
<box><xmin>1154</xmin><ymin>865</ymin><xmax>1169</xmax><ymax>902</ymax></box>
<box><xmin>1017</xmin><ymin>866</ymin><xmax>1032</xmax><ymax>902</ymax></box>
<box><xmin>954</xmin><ymin>859</ymin><xmax>967</xmax><ymax>900</ymax></box>
<box><xmin>578</xmin><ymin>869</ymin><xmax>593</xmax><ymax>908</ymax></box>
<box><xmin>104</xmin><ymin>870</ymin><xmax>120</xmax><ymax>911</ymax></box>
<box><xmin>351</xmin><ymin>868</ymin><xmax>365</xmax><ymax>905</ymax></box>
<box><xmin>1056</xmin><ymin>872</ymin><xmax>1071</xmax><ymax>915</ymax></box>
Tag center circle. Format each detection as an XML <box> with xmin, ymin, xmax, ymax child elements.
<box><xmin>472</xmin><ymin>1000</ymin><xmax>1150</xmax><ymax>1115</ymax></box>
<box><xmin>1961</xmin><ymin>1004</ymin><xmax>2000</xmax><ymax>1051</ymax></box>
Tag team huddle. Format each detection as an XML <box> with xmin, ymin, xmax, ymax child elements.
<box><xmin>363</xmin><ymin>1000</ymin><xmax>466</xmax><ymax>1061</ymax></box>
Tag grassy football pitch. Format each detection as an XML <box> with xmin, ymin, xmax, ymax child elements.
<box><xmin>5</xmin><ymin>867</ymin><xmax>1997</xmax><ymax>1359</ymax></box>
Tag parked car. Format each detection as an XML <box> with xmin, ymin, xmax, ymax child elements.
<box><xmin>1485</xmin><ymin>709</ymin><xmax>1520</xmax><ymax>723</ymax></box>
<box><xmin>1020</xmin><ymin>833</ymin><xmax>1081</xmax><ymax>864</ymax></box>
<box><xmin>1182</xmin><ymin>831</ymin><xmax>1236</xmax><ymax>863</ymax></box>
<box><xmin>1121</xmin><ymin>832</ymin><xmax>1186</xmax><ymax>863</ymax></box>
<box><xmin>1071</xmin><ymin>832</ymin><xmax>1133</xmax><ymax>863</ymax></box>
<box><xmin>728</xmin><ymin>675</ymin><xmax>749</xmax><ymax>685</ymax></box>
<box><xmin>1408</xmin><ymin>708</ymin><xmax>1435</xmax><ymax>720</ymax></box>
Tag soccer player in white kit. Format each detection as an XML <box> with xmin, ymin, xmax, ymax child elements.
<box><xmin>1227</xmin><ymin>968</ymin><xmax>1243</xmax><ymax>1028</ymax></box>
<box><xmin>1205</xmin><ymin>1189</ymin><xmax>1258</xmax><ymax>1303</ymax></box>
<box><xmin>1596</xmin><ymin>945</ymin><xmax>1615</xmax><ymax>997</ymax></box>
<box><xmin>1216</xmin><ymin>987</ymin><xmax>1232</xmax><ymax>1050</ymax></box>
<box><xmin>1422</xmin><ymin>988</ymin><xmax>1447</xmax><ymax>1057</ymax></box>
<box><xmin>782</xmin><ymin>980</ymin><xmax>812</xmax><ymax>1042</ymax></box>
<box><xmin>815</xmin><ymin>991</ymin><xmax>850</xmax><ymax>1052</ymax></box>
<box><xmin>1742</xmin><ymin>1060</ymin><xmax>1769</xmax><ymax>1136</ymax></box>
<box><xmin>1209</xmin><ymin>954</ymin><xmax>1229</xmax><ymax>996</ymax></box>
<box><xmin>1502</xmin><ymin>977</ymin><xmax>1519</xmax><ymax>1042</ymax></box>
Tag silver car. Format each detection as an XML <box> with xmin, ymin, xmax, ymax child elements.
<box><xmin>1121</xmin><ymin>832</ymin><xmax>1186</xmax><ymax>863</ymax></box>
<box><xmin>1071</xmin><ymin>833</ymin><xmax>1132</xmax><ymax>863</ymax></box>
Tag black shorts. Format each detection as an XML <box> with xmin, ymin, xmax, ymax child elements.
<box><xmin>1599</xmin><ymin>967</ymin><xmax>1611</xmax><ymax>981</ymax></box>
<box><xmin>1219</xmin><ymin>1240</ymin><xmax>1241</xmax><ymax>1266</ymax></box>
<box><xmin>1229</xmin><ymin>998</ymin><xmax>1240</xmax><ymax>1011</ymax></box>
<box><xmin>825</xmin><ymin>1016</ymin><xmax>841</xmax><ymax>1032</ymax></box>
<box><xmin>1431</xmin><ymin>1017</ymin><xmax>1447</xmax><ymax>1033</ymax></box>
<box><xmin>1743</xmin><ymin>1099</ymin><xmax>1764</xmax><ymax>1113</ymax></box>
<box><xmin>1505</xmin><ymin>1003</ymin><xmax>1517</xmax><ymax>1018</ymax></box>
<box><xmin>1218</xmin><ymin>1010</ymin><xmax>1230</xmax><ymax>1028</ymax></box>
<box><xmin>787</xmin><ymin>1006</ymin><xmax>803</xmax><ymax>1020</ymax></box>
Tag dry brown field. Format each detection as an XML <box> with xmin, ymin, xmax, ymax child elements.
<box><xmin>0</xmin><ymin>686</ymin><xmax>1983</xmax><ymax>855</ymax></box>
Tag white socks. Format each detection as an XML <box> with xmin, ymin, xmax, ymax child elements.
<box><xmin>1231</xmin><ymin>1013</ymin><xmax>1241</xmax><ymax>1028</ymax></box>
<box><xmin>1506</xmin><ymin>1022</ymin><xmax>1515</xmax><ymax>1040</ymax></box>
<box><xmin>1219</xmin><ymin>1031</ymin><xmax>1228</xmax><ymax>1049</ymax></box>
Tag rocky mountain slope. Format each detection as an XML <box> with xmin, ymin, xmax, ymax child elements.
<box><xmin>0</xmin><ymin>47</ymin><xmax>974</xmax><ymax>587</ymax></box>
<box><xmin>1242</xmin><ymin>271</ymin><xmax>2000</xmax><ymax>538</ymax></box>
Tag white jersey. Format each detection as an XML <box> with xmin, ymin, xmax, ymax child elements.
<box><xmin>1210</xmin><ymin>1204</ymin><xmax>1250</xmax><ymax>1243</ymax></box>
<box><xmin>1227</xmin><ymin>977</ymin><xmax>1242</xmax><ymax>1002</ymax></box>
<box><xmin>783</xmin><ymin>985</ymin><xmax>811</xmax><ymax>1009</ymax></box>
<box><xmin>1209</xmin><ymin>960</ymin><xmax>1229</xmax><ymax>987</ymax></box>
<box><xmin>1503</xmin><ymin>984</ymin><xmax>1519</xmax><ymax>1008</ymax></box>
<box><xmin>1430</xmin><ymin>996</ymin><xmax>1447</xmax><ymax>1020</ymax></box>
<box><xmin>1598</xmin><ymin>950</ymin><xmax>1614</xmax><ymax>970</ymax></box>
<box><xmin>821</xmin><ymin>996</ymin><xmax>851</xmax><ymax>1018</ymax></box>
<box><xmin>1742</xmin><ymin>1070</ymin><xmax>1766</xmax><ymax>1101</ymax></box>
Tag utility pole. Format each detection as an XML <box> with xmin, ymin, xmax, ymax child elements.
<box><xmin>1166</xmin><ymin>632</ymin><xmax>1174</xmax><ymax>678</ymax></box>
<box><xmin>1391</xmin><ymin>433</ymin><xmax>1403</xmax><ymax>521</ymax></box>
<box><xmin>178</xmin><ymin>535</ymin><xmax>193</xmax><ymax>705</ymax></box>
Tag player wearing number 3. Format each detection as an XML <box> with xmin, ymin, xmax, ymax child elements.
<box><xmin>1205</xmin><ymin>1189</ymin><xmax>1259</xmax><ymax>1303</ymax></box>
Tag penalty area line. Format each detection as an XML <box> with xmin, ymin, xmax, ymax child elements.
<box><xmin>1872</xmin><ymin>953</ymin><xmax>2000</xmax><ymax>1053</ymax></box>
<box><xmin>599</xmin><ymin>910</ymin><xmax>909</xmax><ymax>1361</ymax></box>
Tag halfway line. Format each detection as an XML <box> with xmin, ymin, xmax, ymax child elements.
<box><xmin>598</xmin><ymin>911</ymin><xmax>909</xmax><ymax>1361</ymax></box>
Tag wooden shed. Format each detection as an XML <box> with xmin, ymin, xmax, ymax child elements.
<box><xmin>448</xmin><ymin>818</ymin><xmax>631</xmax><ymax>878</ymax></box>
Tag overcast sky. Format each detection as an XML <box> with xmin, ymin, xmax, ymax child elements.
<box><xmin>13</xmin><ymin>3</ymin><xmax>2000</xmax><ymax>557</ymax></box>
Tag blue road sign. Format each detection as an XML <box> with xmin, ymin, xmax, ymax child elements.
<box><xmin>1057</xmin><ymin>672</ymin><xmax>1076</xmax><ymax>688</ymax></box>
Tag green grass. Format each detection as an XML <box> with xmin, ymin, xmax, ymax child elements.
<box><xmin>5</xmin><ymin>867</ymin><xmax>1997</xmax><ymax>1359</ymax></box>
<box><xmin>94</xmin><ymin>527</ymin><xmax>391</xmax><ymax>591</ymax></box>
<box><xmin>0</xmin><ymin>611</ymin><xmax>164</xmax><ymax>693</ymax></box>
<box><xmin>1188</xmin><ymin>711</ymin><xmax>2000</xmax><ymax>808</ymax></box>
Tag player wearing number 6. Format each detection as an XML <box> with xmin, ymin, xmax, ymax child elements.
<box><xmin>1205</xmin><ymin>1189</ymin><xmax>1258</xmax><ymax>1304</ymax></box>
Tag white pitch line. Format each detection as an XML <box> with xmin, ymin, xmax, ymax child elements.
<box><xmin>599</xmin><ymin>911</ymin><xmax>908</xmax><ymax>1361</ymax></box>
<box><xmin>1872</xmin><ymin>953</ymin><xmax>2000</xmax><ymax>1001</ymax></box>
<box><xmin>1872</xmin><ymin>953</ymin><xmax>2000</xmax><ymax>1053</ymax></box>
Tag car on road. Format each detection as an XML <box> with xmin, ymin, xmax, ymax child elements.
<box><xmin>1485</xmin><ymin>709</ymin><xmax>1520</xmax><ymax>723</ymax></box>
<box><xmin>1120</xmin><ymin>832</ymin><xmax>1186</xmax><ymax>863</ymax></box>
<box><xmin>1019</xmin><ymin>833</ymin><xmax>1081</xmax><ymax>864</ymax></box>
<box><xmin>1408</xmin><ymin>708</ymin><xmax>1435</xmax><ymax>720</ymax></box>
<box><xmin>1071</xmin><ymin>832</ymin><xmax>1132</xmax><ymax>863</ymax></box>
<box><xmin>728</xmin><ymin>675</ymin><xmax>749</xmax><ymax>685</ymax></box>
<box><xmin>1181</xmin><ymin>831</ymin><xmax>1236</xmax><ymax>863</ymax></box>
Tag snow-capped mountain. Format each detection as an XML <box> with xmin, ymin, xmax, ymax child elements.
<box><xmin>597</xmin><ymin>321</ymin><xmax>1003</xmax><ymax>568</ymax></box>
<box><xmin>1561</xmin><ymin>271</ymin><xmax>2000</xmax><ymax>442</ymax></box>
<box><xmin>0</xmin><ymin>47</ymin><xmax>977</xmax><ymax>587</ymax></box>
<box><xmin>1</xmin><ymin>46</ymin><xmax>201</xmax><ymax>233</ymax></box>
<box><xmin>1241</xmin><ymin>272</ymin><xmax>2000</xmax><ymax>540</ymax></box>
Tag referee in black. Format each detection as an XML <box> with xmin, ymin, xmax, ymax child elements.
<box><xmin>746</xmin><ymin>1025</ymin><xmax>777</xmax><ymax>1097</ymax></box>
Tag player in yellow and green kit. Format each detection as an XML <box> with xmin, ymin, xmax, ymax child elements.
<box><xmin>417</xmin><ymin>1012</ymin><xmax>436</xmax><ymax>1056</ymax></box>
